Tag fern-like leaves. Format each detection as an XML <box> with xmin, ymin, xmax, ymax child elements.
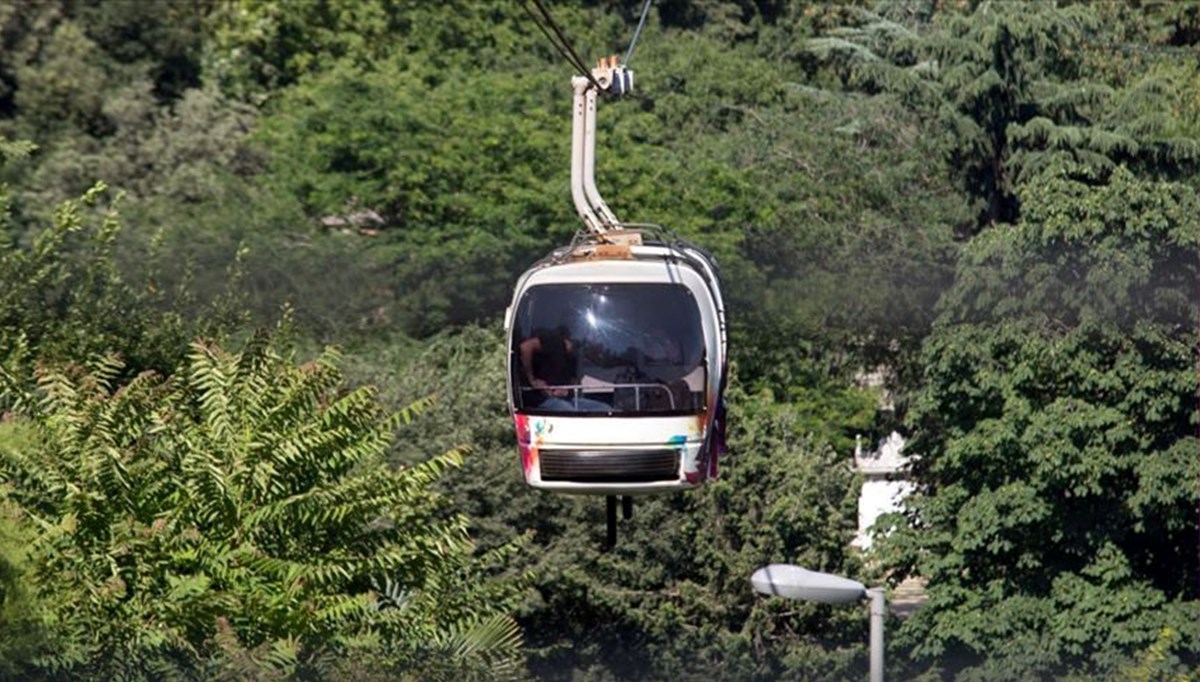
<box><xmin>0</xmin><ymin>333</ymin><xmax>527</xmax><ymax>678</ymax></box>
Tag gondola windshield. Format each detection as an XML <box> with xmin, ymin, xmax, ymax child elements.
<box><xmin>512</xmin><ymin>282</ymin><xmax>706</xmax><ymax>416</ymax></box>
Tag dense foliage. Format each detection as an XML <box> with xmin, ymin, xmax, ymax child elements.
<box><xmin>881</xmin><ymin>166</ymin><xmax>1200</xmax><ymax>679</ymax></box>
<box><xmin>0</xmin><ymin>183</ymin><xmax>528</xmax><ymax>677</ymax></box>
<box><xmin>0</xmin><ymin>335</ymin><xmax>527</xmax><ymax>679</ymax></box>
<box><xmin>0</xmin><ymin>0</ymin><xmax>1197</xmax><ymax>679</ymax></box>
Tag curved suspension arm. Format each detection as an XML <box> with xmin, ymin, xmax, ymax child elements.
<box><xmin>571</xmin><ymin>77</ymin><xmax>604</xmax><ymax>233</ymax></box>
<box><xmin>583</xmin><ymin>87</ymin><xmax>620</xmax><ymax>229</ymax></box>
<box><xmin>570</xmin><ymin>60</ymin><xmax>633</xmax><ymax>235</ymax></box>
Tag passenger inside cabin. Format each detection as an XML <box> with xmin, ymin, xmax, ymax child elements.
<box><xmin>519</xmin><ymin>325</ymin><xmax>608</xmax><ymax>411</ymax></box>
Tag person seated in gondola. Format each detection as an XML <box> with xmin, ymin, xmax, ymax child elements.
<box><xmin>519</xmin><ymin>325</ymin><xmax>608</xmax><ymax>411</ymax></box>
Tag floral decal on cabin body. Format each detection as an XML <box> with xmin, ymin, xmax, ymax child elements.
<box><xmin>513</xmin><ymin>414</ymin><xmax>544</xmax><ymax>480</ymax></box>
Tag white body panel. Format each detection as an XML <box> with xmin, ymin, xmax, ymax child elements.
<box><xmin>513</xmin><ymin>414</ymin><xmax>707</xmax><ymax>494</ymax></box>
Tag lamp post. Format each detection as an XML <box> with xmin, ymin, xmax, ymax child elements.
<box><xmin>751</xmin><ymin>564</ymin><xmax>886</xmax><ymax>682</ymax></box>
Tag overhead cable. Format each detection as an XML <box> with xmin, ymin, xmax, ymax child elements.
<box><xmin>521</xmin><ymin>1</ymin><xmax>587</xmax><ymax>72</ymax></box>
<box><xmin>530</xmin><ymin>0</ymin><xmax>591</xmax><ymax>72</ymax></box>
<box><xmin>623</xmin><ymin>0</ymin><xmax>653</xmax><ymax>66</ymax></box>
<box><xmin>528</xmin><ymin>0</ymin><xmax>606</xmax><ymax>91</ymax></box>
<box><xmin>520</xmin><ymin>0</ymin><xmax>585</xmax><ymax>72</ymax></box>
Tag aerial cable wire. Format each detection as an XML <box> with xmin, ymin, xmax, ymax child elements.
<box><xmin>623</xmin><ymin>0</ymin><xmax>653</xmax><ymax>66</ymax></box>
<box><xmin>521</xmin><ymin>2</ymin><xmax>586</xmax><ymax>71</ymax></box>
<box><xmin>529</xmin><ymin>0</ymin><xmax>592</xmax><ymax>73</ymax></box>
<box><xmin>521</xmin><ymin>0</ymin><xmax>588</xmax><ymax>73</ymax></box>
<box><xmin>527</xmin><ymin>0</ymin><xmax>606</xmax><ymax>92</ymax></box>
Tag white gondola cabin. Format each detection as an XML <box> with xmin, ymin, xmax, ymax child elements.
<box><xmin>506</xmin><ymin>233</ymin><xmax>727</xmax><ymax>495</ymax></box>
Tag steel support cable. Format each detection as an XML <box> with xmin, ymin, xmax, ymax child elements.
<box><xmin>521</xmin><ymin>1</ymin><xmax>588</xmax><ymax>73</ymax></box>
<box><xmin>528</xmin><ymin>0</ymin><xmax>606</xmax><ymax>92</ymax></box>
<box><xmin>623</xmin><ymin>0</ymin><xmax>653</xmax><ymax>66</ymax></box>
<box><xmin>529</xmin><ymin>0</ymin><xmax>591</xmax><ymax>73</ymax></box>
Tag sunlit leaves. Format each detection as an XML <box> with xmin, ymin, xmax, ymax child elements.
<box><xmin>0</xmin><ymin>332</ymin><xmax>526</xmax><ymax>678</ymax></box>
<box><xmin>886</xmin><ymin>168</ymin><xmax>1199</xmax><ymax>678</ymax></box>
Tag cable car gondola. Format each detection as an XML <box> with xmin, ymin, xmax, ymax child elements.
<box><xmin>505</xmin><ymin>58</ymin><xmax>728</xmax><ymax>545</ymax></box>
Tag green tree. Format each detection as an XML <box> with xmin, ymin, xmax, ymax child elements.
<box><xmin>0</xmin><ymin>331</ymin><xmax>527</xmax><ymax>679</ymax></box>
<box><xmin>0</xmin><ymin>0</ymin><xmax>65</xmax><ymax>117</ymax></box>
<box><xmin>806</xmin><ymin>2</ymin><xmax>1200</xmax><ymax>232</ymax></box>
<box><xmin>72</xmin><ymin>0</ymin><xmax>207</xmax><ymax>101</ymax></box>
<box><xmin>7</xmin><ymin>18</ymin><xmax>117</xmax><ymax>138</ymax></box>
<box><xmin>0</xmin><ymin>0</ymin><xmax>223</xmax><ymax>232</ymax></box>
<box><xmin>202</xmin><ymin>0</ymin><xmax>556</xmax><ymax>98</ymax></box>
<box><xmin>16</xmin><ymin>84</ymin><xmax>262</xmax><ymax>219</ymax></box>
<box><xmin>880</xmin><ymin>166</ymin><xmax>1200</xmax><ymax>679</ymax></box>
<box><xmin>254</xmin><ymin>60</ymin><xmax>571</xmax><ymax>336</ymax></box>
<box><xmin>0</xmin><ymin>182</ymin><xmax>246</xmax><ymax>396</ymax></box>
<box><xmin>0</xmin><ymin>422</ymin><xmax>50</xmax><ymax>676</ymax></box>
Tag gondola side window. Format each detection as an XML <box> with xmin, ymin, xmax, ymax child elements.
<box><xmin>513</xmin><ymin>283</ymin><xmax>706</xmax><ymax>415</ymax></box>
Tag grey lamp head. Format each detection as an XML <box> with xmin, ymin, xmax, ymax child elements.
<box><xmin>751</xmin><ymin>564</ymin><xmax>867</xmax><ymax>604</ymax></box>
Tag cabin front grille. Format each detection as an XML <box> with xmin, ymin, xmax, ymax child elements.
<box><xmin>540</xmin><ymin>449</ymin><xmax>680</xmax><ymax>483</ymax></box>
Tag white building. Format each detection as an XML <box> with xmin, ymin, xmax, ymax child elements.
<box><xmin>853</xmin><ymin>430</ymin><xmax>912</xmax><ymax>549</ymax></box>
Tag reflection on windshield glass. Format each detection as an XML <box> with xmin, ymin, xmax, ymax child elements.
<box><xmin>513</xmin><ymin>283</ymin><xmax>706</xmax><ymax>415</ymax></box>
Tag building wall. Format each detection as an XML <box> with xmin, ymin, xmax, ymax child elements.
<box><xmin>853</xmin><ymin>431</ymin><xmax>910</xmax><ymax>550</ymax></box>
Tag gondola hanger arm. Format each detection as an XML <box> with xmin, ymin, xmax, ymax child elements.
<box><xmin>571</xmin><ymin>56</ymin><xmax>634</xmax><ymax>236</ymax></box>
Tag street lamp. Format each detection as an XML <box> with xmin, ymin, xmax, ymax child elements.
<box><xmin>751</xmin><ymin>564</ymin><xmax>886</xmax><ymax>682</ymax></box>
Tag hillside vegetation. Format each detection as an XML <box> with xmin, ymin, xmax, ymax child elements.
<box><xmin>0</xmin><ymin>1</ymin><xmax>1196</xmax><ymax>679</ymax></box>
